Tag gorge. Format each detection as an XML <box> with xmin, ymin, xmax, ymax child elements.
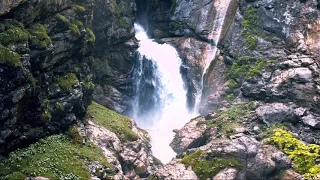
<box><xmin>0</xmin><ymin>0</ymin><xmax>320</xmax><ymax>179</ymax></box>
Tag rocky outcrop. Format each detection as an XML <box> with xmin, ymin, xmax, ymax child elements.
<box><xmin>84</xmin><ymin>120</ymin><xmax>161</xmax><ymax>179</ymax></box>
<box><xmin>153</xmin><ymin>134</ymin><xmax>293</xmax><ymax>179</ymax></box>
<box><xmin>0</xmin><ymin>0</ymin><xmax>96</xmax><ymax>154</ymax></box>
<box><xmin>200</xmin><ymin>0</ymin><xmax>320</xmax><ymax>114</ymax></box>
<box><xmin>91</xmin><ymin>0</ymin><xmax>138</xmax><ymax>114</ymax></box>
<box><xmin>170</xmin><ymin>116</ymin><xmax>207</xmax><ymax>153</ymax></box>
<box><xmin>149</xmin><ymin>159</ymin><xmax>198</xmax><ymax>179</ymax></box>
<box><xmin>0</xmin><ymin>0</ymin><xmax>139</xmax><ymax>155</ymax></box>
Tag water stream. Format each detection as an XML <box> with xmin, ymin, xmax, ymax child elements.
<box><xmin>132</xmin><ymin>0</ymin><xmax>233</xmax><ymax>163</ymax></box>
<box><xmin>132</xmin><ymin>24</ymin><xmax>192</xmax><ymax>163</ymax></box>
<box><xmin>195</xmin><ymin>0</ymin><xmax>234</xmax><ymax>110</ymax></box>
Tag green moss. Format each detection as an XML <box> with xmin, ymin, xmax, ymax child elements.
<box><xmin>225</xmin><ymin>94</ymin><xmax>236</xmax><ymax>102</ymax></box>
<box><xmin>74</xmin><ymin>20</ymin><xmax>83</xmax><ymax>29</ymax></box>
<box><xmin>241</xmin><ymin>7</ymin><xmax>259</xmax><ymax>50</ymax></box>
<box><xmin>227</xmin><ymin>56</ymin><xmax>269</xmax><ymax>79</ymax></box>
<box><xmin>70</xmin><ymin>24</ymin><xmax>80</xmax><ymax>36</ymax></box>
<box><xmin>243</xmin><ymin>34</ymin><xmax>258</xmax><ymax>50</ymax></box>
<box><xmin>86</xmin><ymin>28</ymin><xmax>96</xmax><ymax>43</ymax></box>
<box><xmin>40</xmin><ymin>112</ymin><xmax>52</xmax><ymax>121</ymax></box>
<box><xmin>30</xmin><ymin>24</ymin><xmax>52</xmax><ymax>49</ymax></box>
<box><xmin>265</xmin><ymin>129</ymin><xmax>320</xmax><ymax>179</ymax></box>
<box><xmin>40</xmin><ymin>99</ymin><xmax>51</xmax><ymax>121</ymax></box>
<box><xmin>53</xmin><ymin>102</ymin><xmax>64</xmax><ymax>115</ymax></box>
<box><xmin>203</xmin><ymin>103</ymin><xmax>256</xmax><ymax>138</ymax></box>
<box><xmin>83</xmin><ymin>76</ymin><xmax>95</xmax><ymax>90</ymax></box>
<box><xmin>180</xmin><ymin>150</ymin><xmax>242</xmax><ymax>180</ymax></box>
<box><xmin>0</xmin><ymin>25</ymin><xmax>29</xmax><ymax>45</ymax></box>
<box><xmin>67</xmin><ymin>125</ymin><xmax>83</xmax><ymax>144</ymax></box>
<box><xmin>226</xmin><ymin>79</ymin><xmax>239</xmax><ymax>93</ymax></box>
<box><xmin>56</xmin><ymin>14</ymin><xmax>69</xmax><ymax>24</ymax></box>
<box><xmin>0</xmin><ymin>135</ymin><xmax>111</xmax><ymax>179</ymax></box>
<box><xmin>119</xmin><ymin>18</ymin><xmax>130</xmax><ymax>29</ymax></box>
<box><xmin>87</xmin><ymin>102</ymin><xmax>139</xmax><ymax>142</ymax></box>
<box><xmin>73</xmin><ymin>5</ymin><xmax>86</xmax><ymax>13</ymax></box>
<box><xmin>0</xmin><ymin>45</ymin><xmax>22</xmax><ymax>67</ymax></box>
<box><xmin>56</xmin><ymin>73</ymin><xmax>79</xmax><ymax>91</ymax></box>
<box><xmin>2</xmin><ymin>172</ymin><xmax>26</xmax><ymax>180</ymax></box>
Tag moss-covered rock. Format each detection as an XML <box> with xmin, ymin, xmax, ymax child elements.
<box><xmin>204</xmin><ymin>103</ymin><xmax>256</xmax><ymax>138</ymax></box>
<box><xmin>29</xmin><ymin>24</ymin><xmax>52</xmax><ymax>49</ymax></box>
<box><xmin>180</xmin><ymin>150</ymin><xmax>242</xmax><ymax>180</ymax></box>
<box><xmin>86</xmin><ymin>28</ymin><xmax>95</xmax><ymax>43</ymax></box>
<box><xmin>56</xmin><ymin>73</ymin><xmax>79</xmax><ymax>91</ymax></box>
<box><xmin>87</xmin><ymin>101</ymin><xmax>139</xmax><ymax>142</ymax></box>
<box><xmin>0</xmin><ymin>45</ymin><xmax>22</xmax><ymax>67</ymax></box>
<box><xmin>0</xmin><ymin>22</ymin><xmax>29</xmax><ymax>46</ymax></box>
<box><xmin>227</xmin><ymin>56</ymin><xmax>270</xmax><ymax>80</ymax></box>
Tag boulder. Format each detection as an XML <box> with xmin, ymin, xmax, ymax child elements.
<box><xmin>256</xmin><ymin>103</ymin><xmax>296</xmax><ymax>125</ymax></box>
<box><xmin>150</xmin><ymin>159</ymin><xmax>198</xmax><ymax>180</ymax></box>
<box><xmin>213</xmin><ymin>168</ymin><xmax>238</xmax><ymax>180</ymax></box>
<box><xmin>301</xmin><ymin>114</ymin><xmax>320</xmax><ymax>129</ymax></box>
<box><xmin>170</xmin><ymin>116</ymin><xmax>207</xmax><ymax>153</ymax></box>
<box><xmin>85</xmin><ymin>120</ymin><xmax>161</xmax><ymax>178</ymax></box>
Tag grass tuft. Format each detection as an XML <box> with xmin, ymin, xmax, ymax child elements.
<box><xmin>181</xmin><ymin>150</ymin><xmax>242</xmax><ymax>180</ymax></box>
<box><xmin>0</xmin><ymin>135</ymin><xmax>110</xmax><ymax>179</ymax></box>
<box><xmin>87</xmin><ymin>102</ymin><xmax>139</xmax><ymax>142</ymax></box>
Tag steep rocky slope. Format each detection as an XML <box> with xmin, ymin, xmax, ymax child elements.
<box><xmin>0</xmin><ymin>101</ymin><xmax>160</xmax><ymax>179</ymax></box>
<box><xmin>0</xmin><ymin>0</ymin><xmax>138</xmax><ymax>155</ymax></box>
<box><xmin>1</xmin><ymin>0</ymin><xmax>320</xmax><ymax>179</ymax></box>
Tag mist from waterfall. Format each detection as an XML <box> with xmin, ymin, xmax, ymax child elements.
<box><xmin>132</xmin><ymin>24</ymin><xmax>193</xmax><ymax>163</ymax></box>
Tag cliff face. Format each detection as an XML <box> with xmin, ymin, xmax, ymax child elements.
<box><xmin>0</xmin><ymin>0</ymin><xmax>94</xmax><ymax>155</ymax></box>
<box><xmin>91</xmin><ymin>0</ymin><xmax>138</xmax><ymax>114</ymax></box>
<box><xmin>143</xmin><ymin>0</ymin><xmax>320</xmax><ymax>179</ymax></box>
<box><xmin>0</xmin><ymin>0</ymin><xmax>137</xmax><ymax>155</ymax></box>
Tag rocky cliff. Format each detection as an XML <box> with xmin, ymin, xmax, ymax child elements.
<box><xmin>1</xmin><ymin>0</ymin><xmax>320</xmax><ymax>179</ymax></box>
<box><xmin>145</xmin><ymin>0</ymin><xmax>320</xmax><ymax>179</ymax></box>
<box><xmin>0</xmin><ymin>0</ymin><xmax>139</xmax><ymax>155</ymax></box>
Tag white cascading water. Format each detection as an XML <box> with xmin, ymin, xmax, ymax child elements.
<box><xmin>194</xmin><ymin>0</ymin><xmax>234</xmax><ymax>110</ymax></box>
<box><xmin>132</xmin><ymin>24</ymin><xmax>192</xmax><ymax>163</ymax></box>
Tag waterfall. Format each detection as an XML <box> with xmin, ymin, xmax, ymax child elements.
<box><xmin>195</xmin><ymin>0</ymin><xmax>234</xmax><ymax>110</ymax></box>
<box><xmin>132</xmin><ymin>24</ymin><xmax>192</xmax><ymax>163</ymax></box>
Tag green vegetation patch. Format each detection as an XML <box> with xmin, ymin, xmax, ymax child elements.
<box><xmin>227</xmin><ymin>56</ymin><xmax>270</xmax><ymax>80</ymax></box>
<box><xmin>87</xmin><ymin>102</ymin><xmax>139</xmax><ymax>142</ymax></box>
<box><xmin>70</xmin><ymin>23</ymin><xmax>81</xmax><ymax>36</ymax></box>
<box><xmin>0</xmin><ymin>45</ymin><xmax>22</xmax><ymax>67</ymax></box>
<box><xmin>203</xmin><ymin>103</ymin><xmax>256</xmax><ymax>138</ymax></box>
<box><xmin>40</xmin><ymin>99</ymin><xmax>51</xmax><ymax>121</ymax></box>
<box><xmin>241</xmin><ymin>7</ymin><xmax>259</xmax><ymax>50</ymax></box>
<box><xmin>56</xmin><ymin>73</ymin><xmax>79</xmax><ymax>91</ymax></box>
<box><xmin>181</xmin><ymin>150</ymin><xmax>242</xmax><ymax>180</ymax></box>
<box><xmin>73</xmin><ymin>5</ymin><xmax>86</xmax><ymax>13</ymax></box>
<box><xmin>0</xmin><ymin>135</ymin><xmax>110</xmax><ymax>180</ymax></box>
<box><xmin>265</xmin><ymin>129</ymin><xmax>320</xmax><ymax>179</ymax></box>
<box><xmin>30</xmin><ymin>24</ymin><xmax>52</xmax><ymax>49</ymax></box>
<box><xmin>56</xmin><ymin>14</ymin><xmax>69</xmax><ymax>24</ymax></box>
<box><xmin>0</xmin><ymin>25</ymin><xmax>29</xmax><ymax>46</ymax></box>
<box><xmin>86</xmin><ymin>28</ymin><xmax>96</xmax><ymax>43</ymax></box>
<box><xmin>74</xmin><ymin>20</ymin><xmax>83</xmax><ymax>29</ymax></box>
